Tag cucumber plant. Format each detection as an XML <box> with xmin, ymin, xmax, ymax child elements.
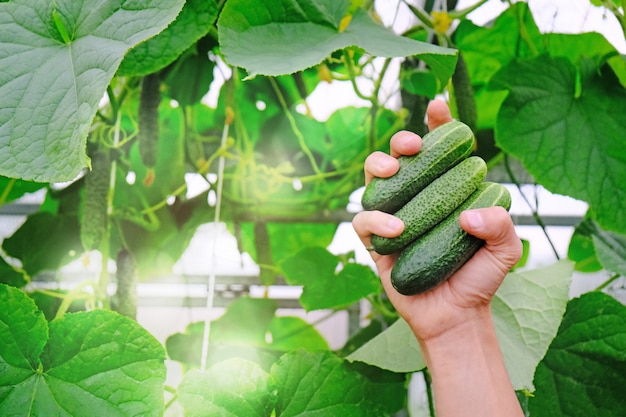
<box><xmin>0</xmin><ymin>1</ymin><xmax>625</xmax><ymax>416</ymax></box>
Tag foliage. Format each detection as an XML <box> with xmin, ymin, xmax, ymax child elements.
<box><xmin>1</xmin><ymin>0</ymin><xmax>626</xmax><ymax>416</ymax></box>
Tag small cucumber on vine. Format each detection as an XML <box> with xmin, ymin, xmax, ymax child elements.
<box><xmin>138</xmin><ymin>72</ymin><xmax>161</xmax><ymax>186</ymax></box>
<box><xmin>390</xmin><ymin>182</ymin><xmax>512</xmax><ymax>296</ymax></box>
<box><xmin>370</xmin><ymin>156</ymin><xmax>487</xmax><ymax>255</ymax></box>
<box><xmin>80</xmin><ymin>150</ymin><xmax>110</xmax><ymax>253</ymax></box>
<box><xmin>254</xmin><ymin>222</ymin><xmax>275</xmax><ymax>286</ymax></box>
<box><xmin>361</xmin><ymin>120</ymin><xmax>475</xmax><ymax>213</ymax></box>
<box><xmin>111</xmin><ymin>249</ymin><xmax>137</xmax><ymax>320</ymax></box>
<box><xmin>451</xmin><ymin>51</ymin><xmax>477</xmax><ymax>133</ymax></box>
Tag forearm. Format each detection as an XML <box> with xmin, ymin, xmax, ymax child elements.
<box><xmin>416</xmin><ymin>308</ymin><xmax>524</xmax><ymax>417</ymax></box>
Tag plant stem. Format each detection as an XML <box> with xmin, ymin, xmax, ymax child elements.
<box><xmin>449</xmin><ymin>0</ymin><xmax>490</xmax><ymax>19</ymax></box>
<box><xmin>594</xmin><ymin>272</ymin><xmax>622</xmax><ymax>292</ymax></box>
<box><xmin>200</xmin><ymin>110</ymin><xmax>231</xmax><ymax>372</ymax></box>
<box><xmin>503</xmin><ymin>155</ymin><xmax>561</xmax><ymax>260</ymax></box>
<box><xmin>0</xmin><ymin>177</ymin><xmax>16</xmax><ymax>207</ymax></box>
<box><xmin>54</xmin><ymin>279</ymin><xmax>98</xmax><ymax>320</ymax></box>
<box><xmin>268</xmin><ymin>77</ymin><xmax>322</xmax><ymax>175</ymax></box>
<box><xmin>516</xmin><ymin>4</ymin><xmax>540</xmax><ymax>56</ymax></box>
<box><xmin>424</xmin><ymin>368</ymin><xmax>436</xmax><ymax>417</ymax></box>
<box><xmin>403</xmin><ymin>0</ymin><xmax>435</xmax><ymax>28</ymax></box>
<box><xmin>343</xmin><ymin>50</ymin><xmax>374</xmax><ymax>102</ymax></box>
<box><xmin>98</xmin><ymin>110</ymin><xmax>122</xmax><ymax>305</ymax></box>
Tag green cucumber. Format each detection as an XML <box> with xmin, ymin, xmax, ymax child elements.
<box><xmin>391</xmin><ymin>182</ymin><xmax>511</xmax><ymax>296</ymax></box>
<box><xmin>361</xmin><ymin>120</ymin><xmax>475</xmax><ymax>213</ymax></box>
<box><xmin>371</xmin><ymin>156</ymin><xmax>487</xmax><ymax>255</ymax></box>
<box><xmin>80</xmin><ymin>150</ymin><xmax>110</xmax><ymax>252</ymax></box>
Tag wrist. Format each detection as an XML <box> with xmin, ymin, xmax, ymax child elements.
<box><xmin>415</xmin><ymin>308</ymin><xmax>523</xmax><ymax>417</ymax></box>
<box><xmin>407</xmin><ymin>304</ymin><xmax>493</xmax><ymax>345</ymax></box>
<box><xmin>417</xmin><ymin>306</ymin><xmax>497</xmax><ymax>367</ymax></box>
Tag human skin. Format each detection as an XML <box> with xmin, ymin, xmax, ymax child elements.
<box><xmin>352</xmin><ymin>99</ymin><xmax>525</xmax><ymax>417</ymax></box>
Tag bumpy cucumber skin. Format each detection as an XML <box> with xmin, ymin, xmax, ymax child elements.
<box><xmin>80</xmin><ymin>150</ymin><xmax>110</xmax><ymax>252</ymax></box>
<box><xmin>361</xmin><ymin>121</ymin><xmax>474</xmax><ymax>213</ymax></box>
<box><xmin>371</xmin><ymin>156</ymin><xmax>487</xmax><ymax>255</ymax></box>
<box><xmin>391</xmin><ymin>182</ymin><xmax>511</xmax><ymax>296</ymax></box>
<box><xmin>138</xmin><ymin>73</ymin><xmax>161</xmax><ymax>168</ymax></box>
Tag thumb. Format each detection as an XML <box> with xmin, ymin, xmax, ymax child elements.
<box><xmin>459</xmin><ymin>206</ymin><xmax>522</xmax><ymax>273</ymax></box>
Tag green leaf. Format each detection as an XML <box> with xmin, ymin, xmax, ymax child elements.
<box><xmin>454</xmin><ymin>3</ymin><xmax>544</xmax><ymax>86</ymax></box>
<box><xmin>0</xmin><ymin>255</ymin><xmax>28</xmax><ymax>287</ymax></box>
<box><xmin>0</xmin><ymin>284</ymin><xmax>48</xmax><ymax>373</ymax></box>
<box><xmin>453</xmin><ymin>2</ymin><xmax>543</xmax><ymax>129</ymax></box>
<box><xmin>347</xmin><ymin>260</ymin><xmax>573</xmax><ymax>391</ymax></box>
<box><xmin>336</xmin><ymin>318</ymin><xmax>384</xmax><ymax>358</ymax></box>
<box><xmin>400</xmin><ymin>68</ymin><xmax>440</xmax><ymax>99</ymax></box>
<box><xmin>2</xmin><ymin>212</ymin><xmax>81</xmax><ymax>277</ymax></box>
<box><xmin>236</xmin><ymin>222</ymin><xmax>338</xmax><ymax>266</ymax></box>
<box><xmin>544</xmin><ymin>32</ymin><xmax>619</xmax><ymax>69</ymax></box>
<box><xmin>218</xmin><ymin>1</ymin><xmax>456</xmax><ymax>78</ymax></box>
<box><xmin>163</xmin><ymin>38</ymin><xmax>217</xmax><ymax>107</ymax></box>
<box><xmin>492</xmin><ymin>259</ymin><xmax>573</xmax><ymax>391</ymax></box>
<box><xmin>568</xmin><ymin>216</ymin><xmax>604</xmax><ymax>272</ymax></box>
<box><xmin>0</xmin><ymin>284</ymin><xmax>166</xmax><ymax>416</ymax></box>
<box><xmin>347</xmin><ymin>318</ymin><xmax>426</xmax><ymax>372</ymax></box>
<box><xmin>491</xmin><ymin>55</ymin><xmax>626</xmax><ymax>234</ymax></box>
<box><xmin>268</xmin><ymin>316</ymin><xmax>329</xmax><ymax>352</ymax></box>
<box><xmin>0</xmin><ymin>0</ymin><xmax>185</xmax><ymax>182</ymax></box>
<box><xmin>118</xmin><ymin>0</ymin><xmax>218</xmax><ymax>77</ymax></box>
<box><xmin>529</xmin><ymin>292</ymin><xmax>626</xmax><ymax>417</ymax></box>
<box><xmin>28</xmin><ymin>289</ymin><xmax>85</xmax><ymax>321</ymax></box>
<box><xmin>591</xmin><ymin>221</ymin><xmax>626</xmax><ymax>276</ymax></box>
<box><xmin>0</xmin><ymin>176</ymin><xmax>45</xmax><ymax>205</ymax></box>
<box><xmin>271</xmin><ymin>349</ymin><xmax>405</xmax><ymax>417</ymax></box>
<box><xmin>210</xmin><ymin>297</ymin><xmax>278</xmax><ymax>346</ymax></box>
<box><xmin>166</xmin><ymin>298</ymin><xmax>329</xmax><ymax>371</ymax></box>
<box><xmin>281</xmin><ymin>246</ymin><xmax>381</xmax><ymax>311</ymax></box>
<box><xmin>178</xmin><ymin>358</ymin><xmax>276</xmax><ymax>417</ymax></box>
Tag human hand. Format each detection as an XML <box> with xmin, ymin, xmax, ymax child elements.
<box><xmin>352</xmin><ymin>99</ymin><xmax>522</xmax><ymax>342</ymax></box>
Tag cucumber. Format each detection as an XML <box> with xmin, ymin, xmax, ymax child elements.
<box><xmin>80</xmin><ymin>150</ymin><xmax>110</xmax><ymax>252</ymax></box>
<box><xmin>391</xmin><ymin>182</ymin><xmax>511</xmax><ymax>296</ymax></box>
<box><xmin>361</xmin><ymin>120</ymin><xmax>474</xmax><ymax>213</ymax></box>
<box><xmin>451</xmin><ymin>51</ymin><xmax>477</xmax><ymax>133</ymax></box>
<box><xmin>371</xmin><ymin>156</ymin><xmax>487</xmax><ymax>255</ymax></box>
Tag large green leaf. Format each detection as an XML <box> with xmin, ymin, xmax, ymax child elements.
<box><xmin>166</xmin><ymin>297</ymin><xmax>328</xmax><ymax>370</ymax></box>
<box><xmin>0</xmin><ymin>0</ymin><xmax>185</xmax><ymax>182</ymax></box>
<box><xmin>0</xmin><ymin>176</ymin><xmax>45</xmax><ymax>205</ymax></box>
<box><xmin>347</xmin><ymin>260</ymin><xmax>573</xmax><ymax>391</ymax></box>
<box><xmin>236</xmin><ymin>222</ymin><xmax>339</xmax><ymax>268</ymax></box>
<box><xmin>591</xmin><ymin>221</ymin><xmax>626</xmax><ymax>277</ymax></box>
<box><xmin>281</xmin><ymin>246</ymin><xmax>381</xmax><ymax>311</ymax></box>
<box><xmin>178</xmin><ymin>358</ymin><xmax>276</xmax><ymax>417</ymax></box>
<box><xmin>347</xmin><ymin>318</ymin><xmax>425</xmax><ymax>373</ymax></box>
<box><xmin>271</xmin><ymin>349</ymin><xmax>405</xmax><ymax>417</ymax></box>
<box><xmin>453</xmin><ymin>3</ymin><xmax>543</xmax><ymax>129</ymax></box>
<box><xmin>218</xmin><ymin>0</ymin><xmax>456</xmax><ymax>78</ymax></box>
<box><xmin>492</xmin><ymin>259</ymin><xmax>573</xmax><ymax>391</ymax></box>
<box><xmin>491</xmin><ymin>55</ymin><xmax>626</xmax><ymax>234</ymax></box>
<box><xmin>454</xmin><ymin>3</ymin><xmax>544</xmax><ymax>86</ymax></box>
<box><xmin>0</xmin><ymin>255</ymin><xmax>28</xmax><ymax>287</ymax></box>
<box><xmin>529</xmin><ymin>292</ymin><xmax>626</xmax><ymax>417</ymax></box>
<box><xmin>117</xmin><ymin>0</ymin><xmax>218</xmax><ymax>77</ymax></box>
<box><xmin>0</xmin><ymin>284</ymin><xmax>166</xmax><ymax>416</ymax></box>
<box><xmin>2</xmin><ymin>212</ymin><xmax>81</xmax><ymax>277</ymax></box>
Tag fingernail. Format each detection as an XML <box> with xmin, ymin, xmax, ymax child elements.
<box><xmin>386</xmin><ymin>217</ymin><xmax>404</xmax><ymax>232</ymax></box>
<box><xmin>463</xmin><ymin>210</ymin><xmax>483</xmax><ymax>230</ymax></box>
<box><xmin>398</xmin><ymin>132</ymin><xmax>419</xmax><ymax>148</ymax></box>
<box><xmin>377</xmin><ymin>157</ymin><xmax>395</xmax><ymax>171</ymax></box>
